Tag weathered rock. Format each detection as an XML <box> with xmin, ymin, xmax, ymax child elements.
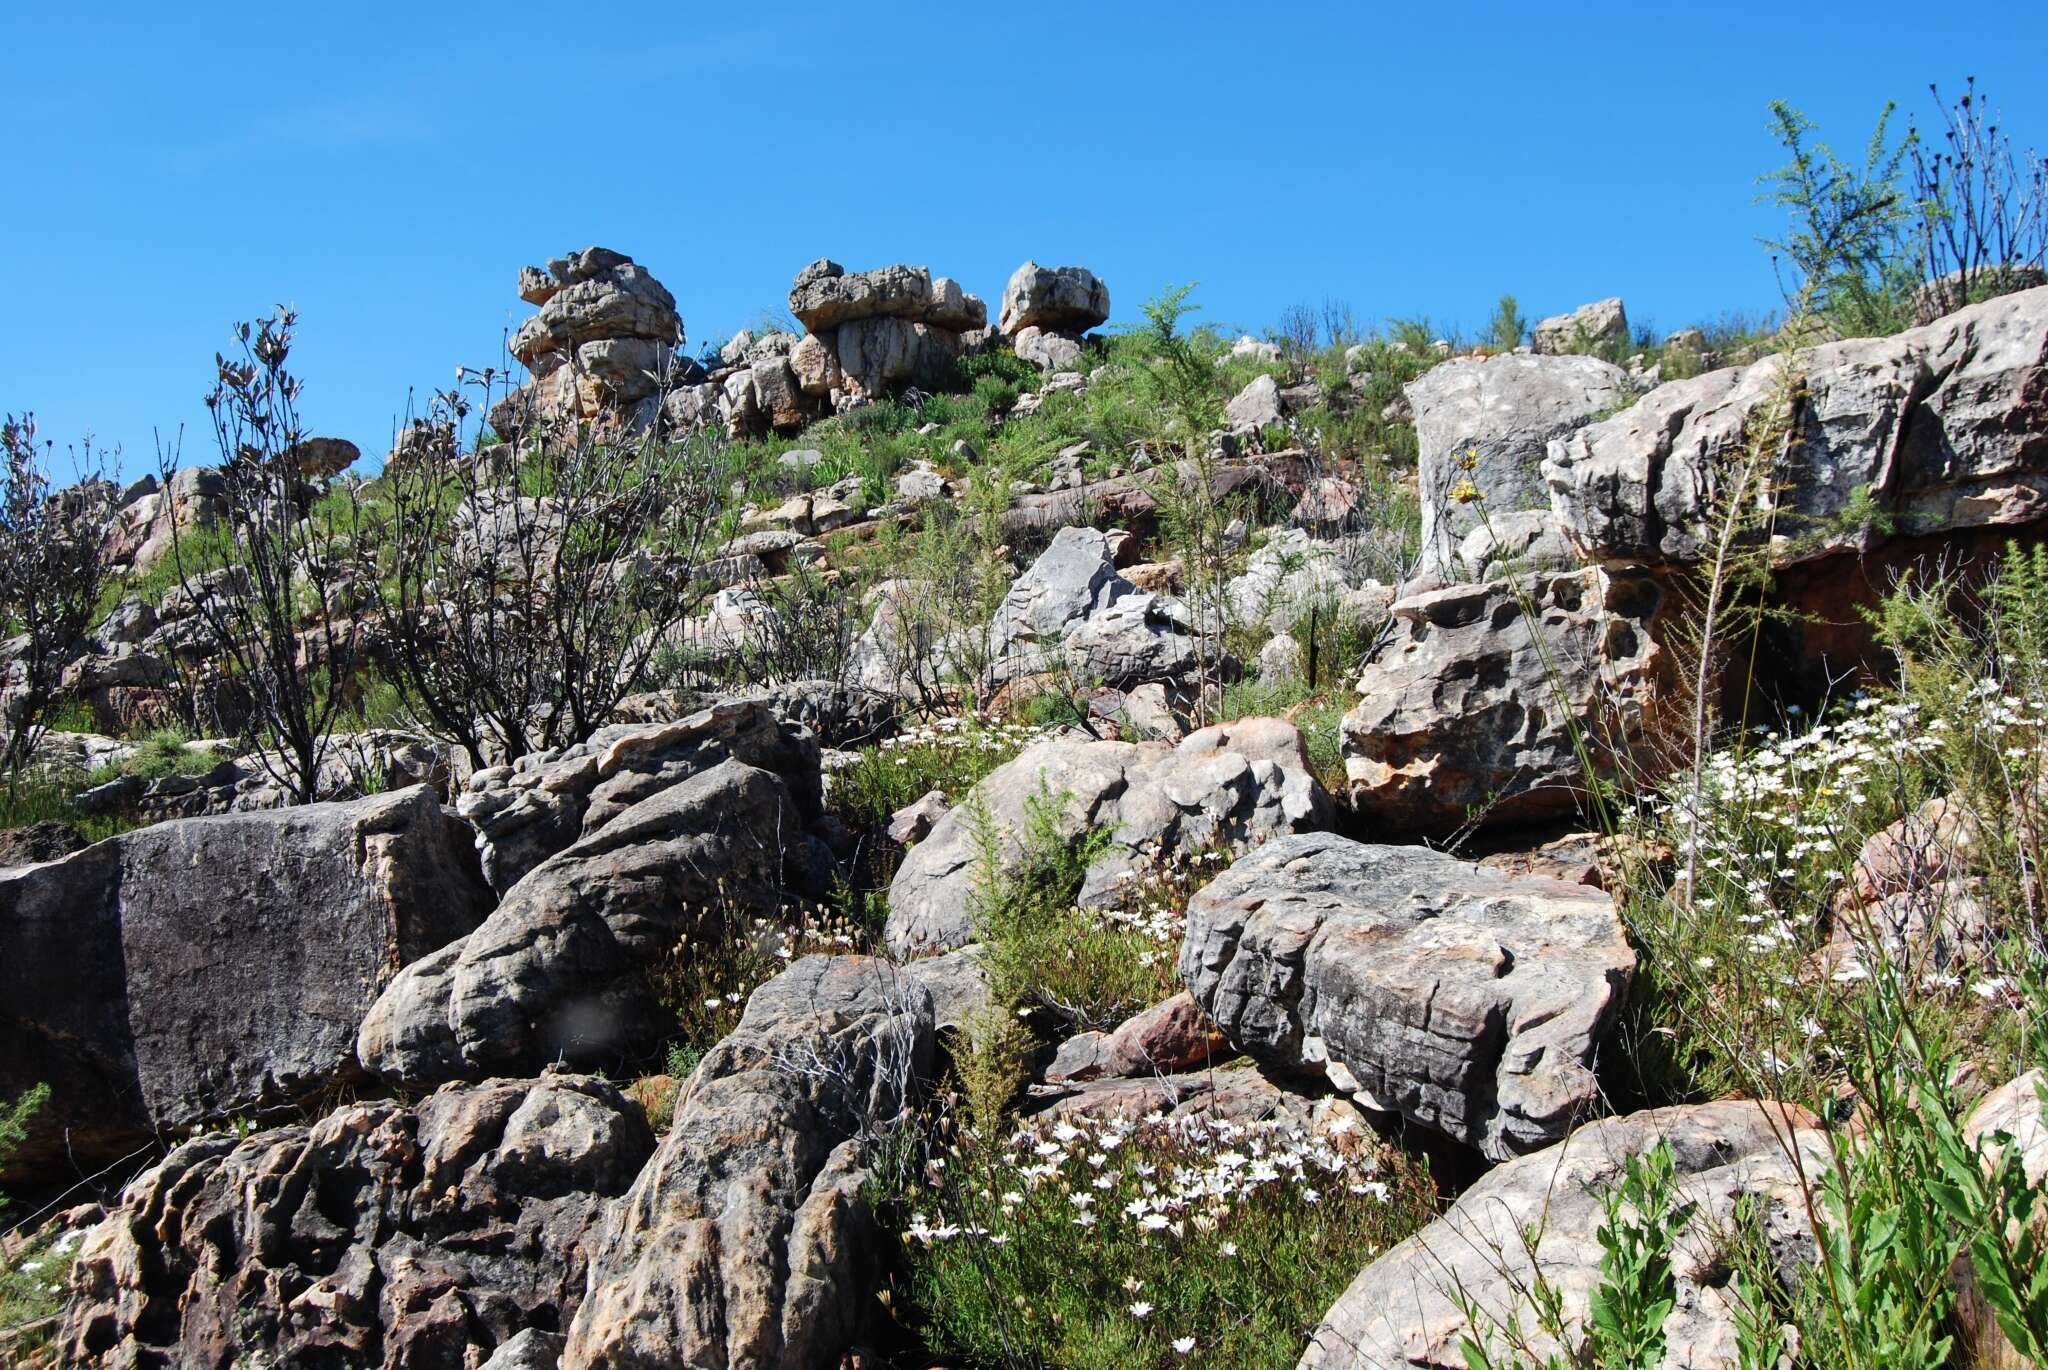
<box><xmin>832</xmin><ymin>314</ymin><xmax>963</xmax><ymax>397</ymax></box>
<box><xmin>1060</xmin><ymin>589</ymin><xmax>1202</xmax><ymax>687</ymax></box>
<box><xmin>752</xmin><ymin>354</ymin><xmax>816</xmax><ymax>431</ymax></box>
<box><xmin>1044</xmin><ymin>991</ymin><xmax>1230</xmax><ymax>1083</ymax></box>
<box><xmin>562</xmin><ymin>956</ymin><xmax>934</xmax><ymax>1369</ymax></box>
<box><xmin>497</xmin><ymin>249</ymin><xmax>681</xmax><ymax>434</ymax></box>
<box><xmin>1848</xmin><ymin>795</ymin><xmax>1981</xmax><ymax>906</ymax></box>
<box><xmin>787</xmin><ymin>260</ymin><xmax>984</xmax><ymax>332</ymax></box>
<box><xmin>1257</xmin><ymin>632</ymin><xmax>1306</xmax><ymax>685</ymax></box>
<box><xmin>1531</xmin><ymin>296</ymin><xmax>1629</xmax><ymax>355</ymax></box>
<box><xmin>886</xmin><ymin>788</ymin><xmax>951</xmax><ymax>845</ymax></box>
<box><xmin>1181</xmin><ymin>832</ymin><xmax>1634</xmax><ymax>1158</ymax></box>
<box><xmin>1013</xmin><ymin>324</ymin><xmax>1084</xmax><ymax>373</ymax></box>
<box><xmin>1341</xmin><ymin>568</ymin><xmax>1668</xmax><ymax>830</ymax></box>
<box><xmin>101</xmin><ymin>466</ymin><xmax>227</xmax><ymax>575</ymax></box>
<box><xmin>1226</xmin><ymin>527</ymin><xmax>1390</xmax><ymax>636</ymax></box>
<box><xmin>1544</xmin><ymin>287</ymin><xmax>2048</xmax><ymax>568</ymax></box>
<box><xmin>986</xmin><ymin>525</ymin><xmax>1132</xmax><ymax>684</ymax></box>
<box><xmin>360</xmin><ymin>757</ymin><xmax>828</xmax><ymax>1086</ymax></box>
<box><xmin>455</xmin><ymin>699</ymin><xmax>822</xmax><ymax>895</ymax></box>
<box><xmin>998</xmin><ymin>261</ymin><xmax>1110</xmax><ymax>335</ymax></box>
<box><xmin>0</xmin><ymin>819</ymin><xmax>86</xmax><ymax>869</ymax></box>
<box><xmin>511</xmin><ymin>248</ymin><xmax>679</xmax><ymax>362</ymax></box>
<box><xmin>1818</xmin><ymin>878</ymin><xmax>1993</xmax><ymax>981</ymax></box>
<box><xmin>1226</xmin><ymin>373</ymin><xmax>1285</xmax><ymax>431</ymax></box>
<box><xmin>901</xmin><ymin>945</ymin><xmax>992</xmax><ymax>1033</ymax></box>
<box><xmin>886</xmin><ymin>717</ymin><xmax>1331</xmax><ymax>955</ymax></box>
<box><xmin>0</xmin><ymin>787</ymin><xmax>490</xmax><ymax>1176</ymax></box>
<box><xmin>1408</xmin><ymin>352</ymin><xmax>1628</xmax><ymax>574</ymax></box>
<box><xmin>283</xmin><ymin>436</ymin><xmax>360</xmax><ymax>478</ymax></box>
<box><xmin>1299</xmin><ymin>1101</ymin><xmax>1824</xmax><ymax>1367</ymax></box>
<box><xmin>57</xmin><ymin>1073</ymin><xmax>653</xmax><ymax>1370</ymax></box>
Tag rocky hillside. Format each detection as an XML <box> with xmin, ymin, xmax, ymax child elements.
<box><xmin>2</xmin><ymin>246</ymin><xmax>2047</xmax><ymax>1368</ymax></box>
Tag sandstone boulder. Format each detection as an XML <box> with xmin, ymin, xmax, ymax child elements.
<box><xmin>1341</xmin><ymin>568</ymin><xmax>1667</xmax><ymax>830</ymax></box>
<box><xmin>1531</xmin><ymin>296</ymin><xmax>1629</xmax><ymax>355</ymax></box>
<box><xmin>985</xmin><ymin>525</ymin><xmax>1132</xmax><ymax>683</ymax></box>
<box><xmin>787</xmin><ymin>259</ymin><xmax>984</xmax><ymax>332</ymax></box>
<box><xmin>1407</xmin><ymin>352</ymin><xmax>1627</xmax><ymax>575</ymax></box>
<box><xmin>455</xmin><ymin>699</ymin><xmax>822</xmax><ymax>895</ymax></box>
<box><xmin>0</xmin><ymin>787</ymin><xmax>490</xmax><ymax>1176</ymax></box>
<box><xmin>1181</xmin><ymin>832</ymin><xmax>1633</xmax><ymax>1158</ymax></box>
<box><xmin>885</xmin><ymin>717</ymin><xmax>1330</xmax><ymax>955</ymax></box>
<box><xmin>359</xmin><ymin>756</ymin><xmax>828</xmax><ymax>1086</ymax></box>
<box><xmin>1013</xmin><ymin>324</ymin><xmax>1084</xmax><ymax>373</ymax></box>
<box><xmin>562</xmin><ymin>955</ymin><xmax>934</xmax><ymax>1368</ymax></box>
<box><xmin>1226</xmin><ymin>372</ymin><xmax>1285</xmax><ymax>431</ymax></box>
<box><xmin>998</xmin><ymin>261</ymin><xmax>1110</xmax><ymax>335</ymax></box>
<box><xmin>58</xmin><ymin>1073</ymin><xmax>653</xmax><ymax>1369</ymax></box>
<box><xmin>1299</xmin><ymin>1101</ymin><xmax>1824</xmax><ymax>1367</ymax></box>
<box><xmin>1543</xmin><ymin>286</ymin><xmax>2048</xmax><ymax>568</ymax></box>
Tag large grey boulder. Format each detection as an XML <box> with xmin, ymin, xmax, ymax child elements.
<box><xmin>58</xmin><ymin>1074</ymin><xmax>653</xmax><ymax>1370</ymax></box>
<box><xmin>787</xmin><ymin>259</ymin><xmax>984</xmax><ymax>332</ymax></box>
<box><xmin>360</xmin><ymin>758</ymin><xmax>828</xmax><ymax>1086</ymax></box>
<box><xmin>1298</xmin><ymin>1101</ymin><xmax>1824</xmax><ymax>1368</ymax></box>
<box><xmin>1408</xmin><ymin>352</ymin><xmax>1627</xmax><ymax>576</ymax></box>
<box><xmin>886</xmin><ymin>717</ymin><xmax>1331</xmax><ymax>955</ymax></box>
<box><xmin>497</xmin><ymin>247</ymin><xmax>681</xmax><ymax>435</ymax></box>
<box><xmin>1226</xmin><ymin>373</ymin><xmax>1285</xmax><ymax>431</ymax></box>
<box><xmin>832</xmin><ymin>313</ymin><xmax>964</xmax><ymax>396</ymax></box>
<box><xmin>1060</xmin><ymin>589</ymin><xmax>1202</xmax><ymax>687</ymax></box>
<box><xmin>1226</xmin><ymin>527</ymin><xmax>1392</xmax><ymax>636</ymax></box>
<box><xmin>998</xmin><ymin>261</ymin><xmax>1110</xmax><ymax>336</ymax></box>
<box><xmin>511</xmin><ymin>247</ymin><xmax>680</xmax><ymax>361</ymax></box>
<box><xmin>456</xmin><ymin>699</ymin><xmax>822</xmax><ymax>895</ymax></box>
<box><xmin>1181</xmin><ymin>832</ymin><xmax>1634</xmax><ymax>1159</ymax></box>
<box><xmin>0</xmin><ymin>786</ymin><xmax>490</xmax><ymax>1176</ymax></box>
<box><xmin>1531</xmin><ymin>296</ymin><xmax>1629</xmax><ymax>355</ymax></box>
<box><xmin>985</xmin><ymin>525</ymin><xmax>1133</xmax><ymax>684</ymax></box>
<box><xmin>1341</xmin><ymin>568</ymin><xmax>1667</xmax><ymax>830</ymax></box>
<box><xmin>563</xmin><ymin>955</ymin><xmax>934</xmax><ymax>1369</ymax></box>
<box><xmin>1543</xmin><ymin>286</ymin><xmax>2048</xmax><ymax>568</ymax></box>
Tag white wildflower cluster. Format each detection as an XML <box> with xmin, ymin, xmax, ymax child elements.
<box><xmin>907</xmin><ymin>1109</ymin><xmax>1386</xmax><ymax>1248</ymax></box>
<box><xmin>876</xmin><ymin>714</ymin><xmax>1051</xmax><ymax>766</ymax></box>
<box><xmin>1095</xmin><ymin>845</ymin><xmax>1231</xmax><ymax>955</ymax></box>
<box><xmin>902</xmin><ymin>1107</ymin><xmax>1404</xmax><ymax>1360</ymax></box>
<box><xmin>1635</xmin><ymin>686</ymin><xmax>2048</xmax><ymax>1087</ymax></box>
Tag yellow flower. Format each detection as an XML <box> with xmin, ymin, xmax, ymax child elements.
<box><xmin>1447</xmin><ymin>478</ymin><xmax>1483</xmax><ymax>505</ymax></box>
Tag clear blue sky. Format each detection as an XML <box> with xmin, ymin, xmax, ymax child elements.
<box><xmin>5</xmin><ymin>1</ymin><xmax>2045</xmax><ymax>477</ymax></box>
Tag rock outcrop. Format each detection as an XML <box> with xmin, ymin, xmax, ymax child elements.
<box><xmin>998</xmin><ymin>262</ymin><xmax>1109</xmax><ymax>371</ymax></box>
<box><xmin>1407</xmin><ymin>352</ymin><xmax>1627</xmax><ymax>576</ymax></box>
<box><xmin>786</xmin><ymin>259</ymin><xmax>985</xmax><ymax>406</ymax></box>
<box><xmin>454</xmin><ymin>699</ymin><xmax>823</xmax><ymax>895</ymax></box>
<box><xmin>1544</xmin><ymin>286</ymin><xmax>2048</xmax><ymax>569</ymax></box>
<box><xmin>1531</xmin><ymin>296</ymin><xmax>1629</xmax><ymax>356</ymax></box>
<box><xmin>563</xmin><ymin>955</ymin><xmax>933</xmax><ymax>1368</ymax></box>
<box><xmin>0</xmin><ymin>786</ymin><xmax>490</xmax><ymax>1175</ymax></box>
<box><xmin>494</xmin><ymin>247</ymin><xmax>682</xmax><ymax>436</ymax></box>
<box><xmin>983</xmin><ymin>524</ymin><xmax>1203</xmax><ymax>688</ymax></box>
<box><xmin>1180</xmin><ymin>832</ymin><xmax>1634</xmax><ymax>1158</ymax></box>
<box><xmin>1341</xmin><ymin>567</ymin><xmax>1668</xmax><ymax>830</ymax></box>
<box><xmin>886</xmin><ymin>717</ymin><xmax>1331</xmax><ymax>955</ymax></box>
<box><xmin>58</xmin><ymin>1073</ymin><xmax>654</xmax><ymax>1369</ymax></box>
<box><xmin>359</xmin><ymin>754</ymin><xmax>829</xmax><ymax>1086</ymax></box>
<box><xmin>1299</xmin><ymin>1100</ymin><xmax>1824</xmax><ymax>1367</ymax></box>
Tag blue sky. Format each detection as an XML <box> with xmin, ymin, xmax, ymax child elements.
<box><xmin>5</xmin><ymin>1</ymin><xmax>2045</xmax><ymax>476</ymax></box>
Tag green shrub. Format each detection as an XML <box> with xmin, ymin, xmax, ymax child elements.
<box><xmin>830</xmin><ymin>717</ymin><xmax>1047</xmax><ymax>830</ymax></box>
<box><xmin>964</xmin><ymin>784</ymin><xmax>1203</xmax><ymax>1033</ymax></box>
